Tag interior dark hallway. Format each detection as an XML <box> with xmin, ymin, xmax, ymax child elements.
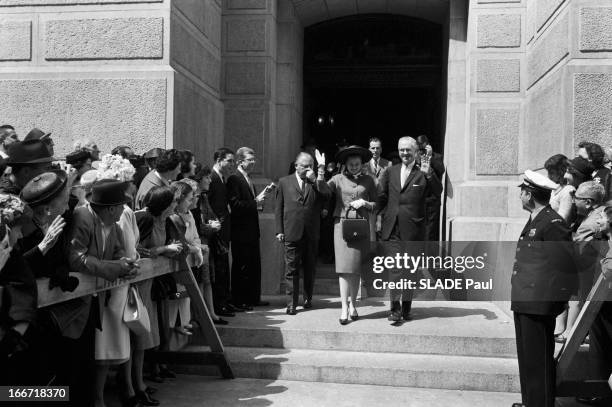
<box><xmin>302</xmin><ymin>14</ymin><xmax>447</xmax><ymax>161</ymax></box>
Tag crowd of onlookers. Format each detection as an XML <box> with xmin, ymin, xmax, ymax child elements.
<box><xmin>0</xmin><ymin>125</ymin><xmax>271</xmax><ymax>407</ymax></box>
<box><xmin>2</xmin><ymin>119</ymin><xmax>612</xmax><ymax>406</ymax></box>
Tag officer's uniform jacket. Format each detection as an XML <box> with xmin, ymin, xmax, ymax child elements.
<box><xmin>511</xmin><ymin>205</ymin><xmax>577</xmax><ymax>316</ymax></box>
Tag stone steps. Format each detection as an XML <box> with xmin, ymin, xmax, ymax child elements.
<box><xmin>216</xmin><ymin>323</ymin><xmax>517</xmax><ymax>358</ymax></box>
<box><xmin>175</xmin><ymin>296</ymin><xmax>522</xmax><ymax>393</ymax></box>
<box><xmin>178</xmin><ymin>346</ymin><xmax>520</xmax><ymax>393</ymax></box>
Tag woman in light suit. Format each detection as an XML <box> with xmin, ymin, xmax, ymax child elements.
<box><xmin>327</xmin><ymin>146</ymin><xmax>377</xmax><ymax>325</ymax></box>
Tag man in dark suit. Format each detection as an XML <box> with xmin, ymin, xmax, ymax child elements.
<box><xmin>365</xmin><ymin>137</ymin><xmax>392</xmax><ymax>184</ymax></box>
<box><xmin>416</xmin><ymin>135</ymin><xmax>445</xmax><ymax>242</ymax></box>
<box><xmin>511</xmin><ymin>170</ymin><xmax>577</xmax><ymax>407</ymax></box>
<box><xmin>208</xmin><ymin>147</ymin><xmax>238</xmax><ymax>316</ymax></box>
<box><xmin>227</xmin><ymin>147</ymin><xmax>272</xmax><ymax>308</ymax></box>
<box><xmin>276</xmin><ymin>151</ymin><xmax>331</xmax><ymax>314</ymax></box>
<box><xmin>377</xmin><ymin>136</ymin><xmax>442</xmax><ymax>322</ymax></box>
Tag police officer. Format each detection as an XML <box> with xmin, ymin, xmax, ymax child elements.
<box><xmin>512</xmin><ymin>170</ymin><xmax>578</xmax><ymax>407</ymax></box>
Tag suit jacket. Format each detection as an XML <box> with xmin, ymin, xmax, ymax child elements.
<box><xmin>208</xmin><ymin>170</ymin><xmax>231</xmax><ymax>243</ymax></box>
<box><xmin>227</xmin><ymin>171</ymin><xmax>260</xmax><ymax>242</ymax></box>
<box><xmin>61</xmin><ymin>205</ymin><xmax>126</xmax><ymax>339</ymax></box>
<box><xmin>275</xmin><ymin>174</ymin><xmax>331</xmax><ymax>242</ymax></box>
<box><xmin>192</xmin><ymin>193</ymin><xmax>218</xmax><ymax>245</ymax></box>
<box><xmin>135</xmin><ymin>170</ymin><xmax>169</xmax><ymax>210</ymax></box>
<box><xmin>574</xmin><ymin>206</ymin><xmax>608</xmax><ymax>283</ymax></box>
<box><xmin>365</xmin><ymin>157</ymin><xmax>392</xmax><ymax>183</ymax></box>
<box><xmin>376</xmin><ymin>163</ymin><xmax>442</xmax><ymax>241</ymax></box>
<box><xmin>511</xmin><ymin>206</ymin><xmax>578</xmax><ymax>316</ymax></box>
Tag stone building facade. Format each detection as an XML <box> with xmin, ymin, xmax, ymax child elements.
<box><xmin>0</xmin><ymin>0</ymin><xmax>611</xmax><ymax>293</ymax></box>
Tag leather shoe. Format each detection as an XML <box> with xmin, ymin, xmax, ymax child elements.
<box><xmin>303</xmin><ymin>299</ymin><xmax>313</xmax><ymax>309</ymax></box>
<box><xmin>339</xmin><ymin>318</ymin><xmax>349</xmax><ymax>325</ymax></box>
<box><xmin>135</xmin><ymin>390</ymin><xmax>160</xmax><ymax>406</ymax></box>
<box><xmin>286</xmin><ymin>306</ymin><xmax>297</xmax><ymax>315</ymax></box>
<box><xmin>402</xmin><ymin>301</ymin><xmax>412</xmax><ymax>321</ymax></box>
<box><xmin>388</xmin><ymin>301</ymin><xmax>402</xmax><ymax>322</ymax></box>
<box><xmin>226</xmin><ymin>303</ymin><xmax>245</xmax><ymax>312</ymax></box>
<box><xmin>216</xmin><ymin>307</ymin><xmax>235</xmax><ymax>317</ymax></box>
<box><xmin>511</xmin><ymin>404</ymin><xmax>525</xmax><ymax>407</ymax></box>
<box><xmin>252</xmin><ymin>301</ymin><xmax>270</xmax><ymax>306</ymax></box>
<box><xmin>576</xmin><ymin>397</ymin><xmax>605</xmax><ymax>406</ymax></box>
<box><xmin>388</xmin><ymin>309</ymin><xmax>402</xmax><ymax>322</ymax></box>
<box><xmin>237</xmin><ymin>303</ymin><xmax>254</xmax><ymax>311</ymax></box>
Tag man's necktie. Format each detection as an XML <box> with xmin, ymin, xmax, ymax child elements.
<box><xmin>401</xmin><ymin>166</ymin><xmax>409</xmax><ymax>188</ymax></box>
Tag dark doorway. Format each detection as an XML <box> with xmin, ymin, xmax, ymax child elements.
<box><xmin>303</xmin><ymin>14</ymin><xmax>446</xmax><ymax>161</ymax></box>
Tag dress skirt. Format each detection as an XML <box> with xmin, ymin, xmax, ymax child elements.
<box><xmin>132</xmin><ymin>278</ymin><xmax>159</xmax><ymax>350</ymax></box>
<box><xmin>333</xmin><ymin>217</ymin><xmax>371</xmax><ymax>274</ymax></box>
<box><xmin>95</xmin><ymin>285</ymin><xmax>130</xmax><ymax>363</ymax></box>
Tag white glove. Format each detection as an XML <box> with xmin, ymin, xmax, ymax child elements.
<box><xmin>350</xmin><ymin>198</ymin><xmax>366</xmax><ymax>209</ymax></box>
<box><xmin>315</xmin><ymin>149</ymin><xmax>326</xmax><ymax>168</ymax></box>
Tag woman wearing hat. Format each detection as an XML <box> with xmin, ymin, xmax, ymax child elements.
<box><xmin>327</xmin><ymin>146</ymin><xmax>377</xmax><ymax>324</ymax></box>
<box><xmin>0</xmin><ymin>193</ymin><xmax>41</xmax><ymax>385</ymax></box>
<box><xmin>19</xmin><ymin>170</ymin><xmax>79</xmax><ymax>291</ymax></box>
<box><xmin>134</xmin><ymin>185</ymin><xmax>183</xmax><ymax>392</ymax></box>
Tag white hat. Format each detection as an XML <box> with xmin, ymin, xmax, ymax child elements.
<box><xmin>518</xmin><ymin>169</ymin><xmax>559</xmax><ymax>191</ymax></box>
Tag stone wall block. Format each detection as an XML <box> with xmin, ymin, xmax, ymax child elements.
<box><xmin>227</xmin><ymin>0</ymin><xmax>266</xmax><ymax>10</ymax></box>
<box><xmin>536</xmin><ymin>0</ymin><xmax>565</xmax><ymax>32</ymax></box>
<box><xmin>475</xmin><ymin>108</ymin><xmax>519</xmax><ymax>175</ymax></box>
<box><xmin>173</xmin><ymin>72</ymin><xmax>223</xmax><ymax>161</ymax></box>
<box><xmin>225</xmin><ymin>108</ymin><xmax>264</xmax><ymax>171</ymax></box>
<box><xmin>458</xmin><ymin>185</ymin><xmax>509</xmax><ymax>217</ymax></box>
<box><xmin>476</xmin><ymin>59</ymin><xmax>520</xmax><ymax>92</ymax></box>
<box><xmin>0</xmin><ymin>19</ymin><xmax>31</xmax><ymax>61</ymax></box>
<box><xmin>171</xmin><ymin>18</ymin><xmax>221</xmax><ymax>92</ymax></box>
<box><xmin>173</xmin><ymin>0</ymin><xmax>206</xmax><ymax>36</ymax></box>
<box><xmin>580</xmin><ymin>7</ymin><xmax>612</xmax><ymax>52</ymax></box>
<box><xmin>527</xmin><ymin>13</ymin><xmax>568</xmax><ymax>87</ymax></box>
<box><xmin>477</xmin><ymin>14</ymin><xmax>521</xmax><ymax>48</ymax></box>
<box><xmin>0</xmin><ymin>78</ymin><xmax>167</xmax><ymax>156</ymax></box>
<box><xmin>225</xmin><ymin>19</ymin><xmax>266</xmax><ymax>52</ymax></box>
<box><xmin>574</xmin><ymin>73</ymin><xmax>612</xmax><ymax>149</ymax></box>
<box><xmin>524</xmin><ymin>70</ymin><xmax>564</xmax><ymax>170</ymax></box>
<box><xmin>206</xmin><ymin>0</ymin><xmax>222</xmax><ymax>49</ymax></box>
<box><xmin>0</xmin><ymin>0</ymin><xmax>159</xmax><ymax>5</ymax></box>
<box><xmin>225</xmin><ymin>61</ymin><xmax>266</xmax><ymax>95</ymax></box>
<box><xmin>44</xmin><ymin>17</ymin><xmax>164</xmax><ymax>60</ymax></box>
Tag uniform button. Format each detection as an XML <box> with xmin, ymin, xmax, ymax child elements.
<box><xmin>527</xmin><ymin>243</ymin><xmax>531</xmax><ymax>247</ymax></box>
<box><xmin>512</xmin><ymin>270</ymin><xmax>517</xmax><ymax>275</ymax></box>
<box><xmin>519</xmin><ymin>237</ymin><xmax>523</xmax><ymax>240</ymax></box>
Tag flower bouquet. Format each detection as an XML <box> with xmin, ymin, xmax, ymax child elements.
<box><xmin>96</xmin><ymin>154</ymin><xmax>136</xmax><ymax>182</ymax></box>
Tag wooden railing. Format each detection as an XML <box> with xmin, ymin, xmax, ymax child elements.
<box><xmin>36</xmin><ymin>257</ymin><xmax>233</xmax><ymax>379</ymax></box>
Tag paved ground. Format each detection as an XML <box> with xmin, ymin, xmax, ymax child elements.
<box><xmin>226</xmin><ymin>295</ymin><xmax>516</xmax><ymax>339</ymax></box>
<box><xmin>105</xmin><ymin>375</ymin><xmax>599</xmax><ymax>407</ymax></box>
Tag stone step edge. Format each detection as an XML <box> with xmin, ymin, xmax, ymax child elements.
<box><xmin>175</xmin><ymin>346</ymin><xmax>520</xmax><ymax>393</ymax></box>
<box><xmin>183</xmin><ymin>345</ymin><xmax>518</xmax><ymax>372</ymax></box>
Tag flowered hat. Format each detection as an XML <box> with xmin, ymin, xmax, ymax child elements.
<box><xmin>0</xmin><ymin>193</ymin><xmax>27</xmax><ymax>227</ymax></box>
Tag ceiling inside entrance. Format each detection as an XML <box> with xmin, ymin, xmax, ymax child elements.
<box><xmin>291</xmin><ymin>0</ymin><xmax>450</xmax><ymax>26</ymax></box>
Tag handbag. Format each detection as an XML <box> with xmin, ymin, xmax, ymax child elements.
<box><xmin>123</xmin><ymin>286</ymin><xmax>150</xmax><ymax>336</ymax></box>
<box><xmin>342</xmin><ymin>207</ymin><xmax>369</xmax><ymax>242</ymax></box>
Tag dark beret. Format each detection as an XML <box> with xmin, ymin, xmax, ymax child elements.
<box><xmin>66</xmin><ymin>150</ymin><xmax>91</xmax><ymax>165</ymax></box>
<box><xmin>20</xmin><ymin>170</ymin><xmax>67</xmax><ymax>207</ymax></box>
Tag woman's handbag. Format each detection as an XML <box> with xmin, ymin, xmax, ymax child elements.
<box><xmin>123</xmin><ymin>286</ymin><xmax>150</xmax><ymax>336</ymax></box>
<box><xmin>342</xmin><ymin>207</ymin><xmax>369</xmax><ymax>242</ymax></box>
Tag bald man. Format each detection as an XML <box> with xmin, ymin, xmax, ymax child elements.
<box><xmin>377</xmin><ymin>136</ymin><xmax>442</xmax><ymax>321</ymax></box>
<box><xmin>275</xmin><ymin>152</ymin><xmax>331</xmax><ymax>314</ymax></box>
